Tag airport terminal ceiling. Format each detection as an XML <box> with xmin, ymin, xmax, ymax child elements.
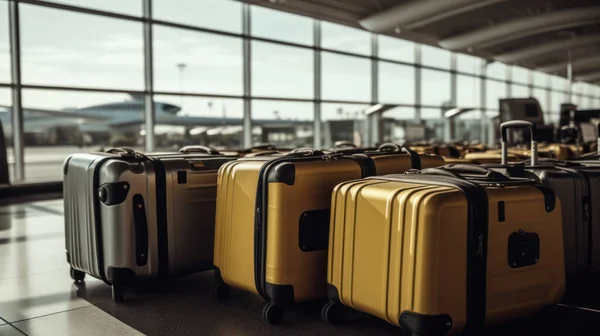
<box><xmin>248</xmin><ymin>0</ymin><xmax>600</xmax><ymax>82</ymax></box>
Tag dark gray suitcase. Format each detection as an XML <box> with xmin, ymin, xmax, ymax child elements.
<box><xmin>63</xmin><ymin>146</ymin><xmax>236</xmax><ymax>301</ymax></box>
<box><xmin>485</xmin><ymin>121</ymin><xmax>600</xmax><ymax>277</ymax></box>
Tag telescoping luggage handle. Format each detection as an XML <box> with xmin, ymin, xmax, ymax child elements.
<box><xmin>500</xmin><ymin>120</ymin><xmax>538</xmax><ymax>166</ymax></box>
<box><xmin>179</xmin><ymin>145</ymin><xmax>221</xmax><ymax>155</ymax></box>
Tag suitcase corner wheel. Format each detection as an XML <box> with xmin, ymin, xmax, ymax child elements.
<box><xmin>69</xmin><ymin>267</ymin><xmax>86</xmax><ymax>283</ymax></box>
<box><xmin>212</xmin><ymin>268</ymin><xmax>231</xmax><ymax>300</ymax></box>
<box><xmin>321</xmin><ymin>300</ymin><xmax>344</xmax><ymax>325</ymax></box>
<box><xmin>262</xmin><ymin>302</ymin><xmax>285</xmax><ymax>325</ymax></box>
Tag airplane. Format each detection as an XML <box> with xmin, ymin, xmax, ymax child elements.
<box><xmin>0</xmin><ymin>95</ymin><xmax>312</xmax><ymax>147</ymax></box>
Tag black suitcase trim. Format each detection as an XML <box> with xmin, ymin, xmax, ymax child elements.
<box><xmin>253</xmin><ymin>154</ymin><xmax>375</xmax><ymax>304</ymax></box>
<box><xmin>149</xmin><ymin>157</ymin><xmax>170</xmax><ymax>280</ymax></box>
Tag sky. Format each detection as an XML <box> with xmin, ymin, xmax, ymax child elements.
<box><xmin>0</xmin><ymin>0</ymin><xmax>599</xmax><ymax>123</ymax></box>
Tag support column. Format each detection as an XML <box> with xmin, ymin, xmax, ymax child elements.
<box><xmin>481</xmin><ymin>62</ymin><xmax>490</xmax><ymax>145</ymax></box>
<box><xmin>528</xmin><ymin>69</ymin><xmax>534</xmax><ymax>97</ymax></box>
<box><xmin>446</xmin><ymin>53</ymin><xmax>457</xmax><ymax>143</ymax></box>
<box><xmin>313</xmin><ymin>20</ymin><xmax>321</xmax><ymax>148</ymax></box>
<box><xmin>9</xmin><ymin>0</ymin><xmax>24</xmax><ymax>181</ymax></box>
<box><xmin>143</xmin><ymin>0</ymin><xmax>155</xmax><ymax>152</ymax></box>
<box><xmin>242</xmin><ymin>4</ymin><xmax>252</xmax><ymax>148</ymax></box>
<box><xmin>506</xmin><ymin>65</ymin><xmax>512</xmax><ymax>98</ymax></box>
<box><xmin>567</xmin><ymin>49</ymin><xmax>573</xmax><ymax>103</ymax></box>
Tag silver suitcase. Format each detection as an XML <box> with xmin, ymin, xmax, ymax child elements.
<box><xmin>63</xmin><ymin>146</ymin><xmax>236</xmax><ymax>301</ymax></box>
<box><xmin>486</xmin><ymin>121</ymin><xmax>596</xmax><ymax>277</ymax></box>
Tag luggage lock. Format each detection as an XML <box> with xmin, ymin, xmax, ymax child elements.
<box><xmin>508</xmin><ymin>229</ymin><xmax>540</xmax><ymax>268</ymax></box>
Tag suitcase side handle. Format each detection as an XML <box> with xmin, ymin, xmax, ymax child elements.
<box><xmin>333</xmin><ymin>141</ymin><xmax>357</xmax><ymax>149</ymax></box>
<box><xmin>179</xmin><ymin>145</ymin><xmax>220</xmax><ymax>155</ymax></box>
<box><xmin>499</xmin><ymin>121</ymin><xmax>538</xmax><ymax>166</ymax></box>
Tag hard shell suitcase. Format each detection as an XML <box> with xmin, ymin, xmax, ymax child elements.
<box><xmin>213</xmin><ymin>150</ymin><xmax>376</xmax><ymax>324</ymax></box>
<box><xmin>487</xmin><ymin>121</ymin><xmax>599</xmax><ymax>276</ymax></box>
<box><xmin>324</xmin><ymin>165</ymin><xmax>565</xmax><ymax>335</ymax></box>
<box><xmin>64</xmin><ymin>146</ymin><xmax>235</xmax><ymax>301</ymax></box>
<box><xmin>359</xmin><ymin>143</ymin><xmax>445</xmax><ymax>175</ymax></box>
<box><xmin>463</xmin><ymin>150</ymin><xmax>520</xmax><ymax>164</ymax></box>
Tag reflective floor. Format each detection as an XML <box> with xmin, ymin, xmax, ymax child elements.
<box><xmin>1</xmin><ymin>200</ymin><xmax>600</xmax><ymax>336</ymax></box>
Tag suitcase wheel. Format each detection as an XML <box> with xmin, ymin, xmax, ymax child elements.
<box><xmin>213</xmin><ymin>280</ymin><xmax>231</xmax><ymax>300</ymax></box>
<box><xmin>321</xmin><ymin>301</ymin><xmax>343</xmax><ymax>325</ymax></box>
<box><xmin>69</xmin><ymin>267</ymin><xmax>86</xmax><ymax>283</ymax></box>
<box><xmin>262</xmin><ymin>303</ymin><xmax>284</xmax><ymax>325</ymax></box>
<box><xmin>112</xmin><ymin>285</ymin><xmax>125</xmax><ymax>303</ymax></box>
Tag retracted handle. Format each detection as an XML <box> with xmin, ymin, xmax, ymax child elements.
<box><xmin>416</xmin><ymin>168</ymin><xmax>463</xmax><ymax>179</ymax></box>
<box><xmin>500</xmin><ymin>120</ymin><xmax>538</xmax><ymax>166</ymax></box>
<box><xmin>179</xmin><ymin>145</ymin><xmax>221</xmax><ymax>155</ymax></box>
<box><xmin>252</xmin><ymin>144</ymin><xmax>277</xmax><ymax>151</ymax></box>
<box><xmin>597</xmin><ymin>122</ymin><xmax>600</xmax><ymax>156</ymax></box>
<box><xmin>333</xmin><ymin>141</ymin><xmax>357</xmax><ymax>149</ymax></box>
<box><xmin>246</xmin><ymin>150</ymin><xmax>280</xmax><ymax>157</ymax></box>
<box><xmin>377</xmin><ymin>143</ymin><xmax>416</xmax><ymax>155</ymax></box>
<box><xmin>285</xmin><ymin>148</ymin><xmax>325</xmax><ymax>157</ymax></box>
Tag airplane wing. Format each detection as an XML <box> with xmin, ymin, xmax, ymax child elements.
<box><xmin>0</xmin><ymin>105</ymin><xmax>108</xmax><ymax>121</ymax></box>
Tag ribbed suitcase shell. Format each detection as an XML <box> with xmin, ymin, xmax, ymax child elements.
<box><xmin>326</xmin><ymin>173</ymin><xmax>565</xmax><ymax>335</ymax></box>
<box><xmin>64</xmin><ymin>151</ymin><xmax>233</xmax><ymax>296</ymax></box>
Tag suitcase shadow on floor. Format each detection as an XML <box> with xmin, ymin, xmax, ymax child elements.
<box><xmin>71</xmin><ymin>271</ymin><xmax>600</xmax><ymax>336</ymax></box>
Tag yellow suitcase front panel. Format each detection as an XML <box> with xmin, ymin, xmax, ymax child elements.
<box><xmin>265</xmin><ymin>159</ymin><xmax>363</xmax><ymax>303</ymax></box>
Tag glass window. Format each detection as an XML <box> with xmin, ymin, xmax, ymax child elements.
<box><xmin>550</xmin><ymin>75</ymin><xmax>567</xmax><ymax>91</ymax></box>
<box><xmin>533</xmin><ymin>88</ymin><xmax>548</xmax><ymax>113</ymax></box>
<box><xmin>550</xmin><ymin>90</ymin><xmax>566</xmax><ymax>114</ymax></box>
<box><xmin>511</xmin><ymin>84</ymin><xmax>529</xmax><ymax>98</ymax></box>
<box><xmin>321</xmin><ymin>22</ymin><xmax>370</xmax><ymax>55</ymax></box>
<box><xmin>20</xmin><ymin>5</ymin><xmax>144</xmax><ymax>90</ymax></box>
<box><xmin>153</xmin><ymin>0</ymin><xmax>242</xmax><ymax>33</ymax></box>
<box><xmin>457</xmin><ymin>74</ymin><xmax>480</xmax><ymax>107</ymax></box>
<box><xmin>421</xmin><ymin>45</ymin><xmax>451</xmax><ymax>70</ymax></box>
<box><xmin>546</xmin><ymin>113</ymin><xmax>560</xmax><ymax>125</ymax></box>
<box><xmin>378</xmin><ymin>36</ymin><xmax>414</xmax><ymax>63</ymax></box>
<box><xmin>322</xmin><ymin>52</ymin><xmax>370</xmax><ymax>102</ymax></box>
<box><xmin>0</xmin><ymin>1</ymin><xmax>9</xmax><ymax>83</ymax></box>
<box><xmin>252</xmin><ymin>41</ymin><xmax>313</xmax><ymax>99</ymax></box>
<box><xmin>486</xmin><ymin>80</ymin><xmax>507</xmax><ymax>109</ymax></box>
<box><xmin>251</xmin><ymin>6</ymin><xmax>312</xmax><ymax>45</ymax></box>
<box><xmin>0</xmin><ymin>88</ymin><xmax>12</xmax><ymax>180</ymax></box>
<box><xmin>321</xmin><ymin>103</ymin><xmax>370</xmax><ymax>147</ymax></box>
<box><xmin>533</xmin><ymin>71</ymin><xmax>549</xmax><ymax>88</ymax></box>
<box><xmin>382</xmin><ymin>107</ymin><xmax>418</xmax><ymax>144</ymax></box>
<box><xmin>486</xmin><ymin>62</ymin><xmax>507</xmax><ymax>80</ymax></box>
<box><xmin>378</xmin><ymin>62</ymin><xmax>415</xmax><ymax>104</ymax></box>
<box><xmin>154</xmin><ymin>94</ymin><xmax>242</xmax><ymax>150</ymax></box>
<box><xmin>512</xmin><ymin>66</ymin><xmax>529</xmax><ymax>84</ymax></box>
<box><xmin>456</xmin><ymin>53</ymin><xmax>482</xmax><ymax>75</ymax></box>
<box><xmin>21</xmin><ymin>89</ymin><xmax>141</xmax><ymax>182</ymax></box>
<box><xmin>40</xmin><ymin>0</ymin><xmax>142</xmax><ymax>16</ymax></box>
<box><xmin>421</xmin><ymin>108</ymin><xmax>445</xmax><ymax>141</ymax></box>
<box><xmin>421</xmin><ymin>69</ymin><xmax>451</xmax><ymax>107</ymax></box>
<box><xmin>251</xmin><ymin>100</ymin><xmax>313</xmax><ymax>148</ymax></box>
<box><xmin>154</xmin><ymin>26</ymin><xmax>242</xmax><ymax>95</ymax></box>
<box><xmin>572</xmin><ymin>82</ymin><xmax>586</xmax><ymax>95</ymax></box>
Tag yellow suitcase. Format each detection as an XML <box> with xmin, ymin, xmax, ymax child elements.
<box><xmin>212</xmin><ymin>150</ymin><xmax>379</xmax><ymax>324</ymax></box>
<box><xmin>361</xmin><ymin>143</ymin><xmax>445</xmax><ymax>174</ymax></box>
<box><xmin>323</xmin><ymin>165</ymin><xmax>565</xmax><ymax>335</ymax></box>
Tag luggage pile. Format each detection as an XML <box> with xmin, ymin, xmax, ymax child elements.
<box><xmin>62</xmin><ymin>120</ymin><xmax>600</xmax><ymax>335</ymax></box>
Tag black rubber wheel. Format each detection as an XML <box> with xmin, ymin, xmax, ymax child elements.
<box><xmin>112</xmin><ymin>285</ymin><xmax>125</xmax><ymax>303</ymax></box>
<box><xmin>213</xmin><ymin>280</ymin><xmax>231</xmax><ymax>300</ymax></box>
<box><xmin>262</xmin><ymin>303</ymin><xmax>284</xmax><ymax>325</ymax></box>
<box><xmin>321</xmin><ymin>301</ymin><xmax>344</xmax><ymax>325</ymax></box>
<box><xmin>69</xmin><ymin>267</ymin><xmax>86</xmax><ymax>283</ymax></box>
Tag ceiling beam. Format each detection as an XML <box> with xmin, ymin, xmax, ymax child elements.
<box><xmin>538</xmin><ymin>55</ymin><xmax>599</xmax><ymax>73</ymax></box>
<box><xmin>438</xmin><ymin>6</ymin><xmax>600</xmax><ymax>51</ymax></box>
<box><xmin>495</xmin><ymin>33</ymin><xmax>600</xmax><ymax>64</ymax></box>
<box><xmin>577</xmin><ymin>72</ymin><xmax>600</xmax><ymax>82</ymax></box>
<box><xmin>359</xmin><ymin>0</ymin><xmax>507</xmax><ymax>33</ymax></box>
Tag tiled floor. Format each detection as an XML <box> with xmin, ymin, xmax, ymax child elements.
<box><xmin>1</xmin><ymin>200</ymin><xmax>600</xmax><ymax>336</ymax></box>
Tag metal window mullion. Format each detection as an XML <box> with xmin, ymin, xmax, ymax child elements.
<box><xmin>450</xmin><ymin>53</ymin><xmax>457</xmax><ymax>107</ymax></box>
<box><xmin>528</xmin><ymin>69</ymin><xmax>534</xmax><ymax>97</ymax></box>
<box><xmin>506</xmin><ymin>66</ymin><xmax>512</xmax><ymax>98</ymax></box>
<box><xmin>480</xmin><ymin>61</ymin><xmax>488</xmax><ymax>146</ymax></box>
<box><xmin>313</xmin><ymin>20</ymin><xmax>321</xmax><ymax>148</ymax></box>
<box><xmin>546</xmin><ymin>74</ymin><xmax>552</xmax><ymax>114</ymax></box>
<box><xmin>414</xmin><ymin>44</ymin><xmax>421</xmax><ymax>123</ymax></box>
<box><xmin>242</xmin><ymin>3</ymin><xmax>252</xmax><ymax>148</ymax></box>
<box><xmin>369</xmin><ymin>33</ymin><xmax>379</xmax><ymax>146</ymax></box>
<box><xmin>9</xmin><ymin>0</ymin><xmax>24</xmax><ymax>181</ymax></box>
<box><xmin>143</xmin><ymin>0</ymin><xmax>155</xmax><ymax>152</ymax></box>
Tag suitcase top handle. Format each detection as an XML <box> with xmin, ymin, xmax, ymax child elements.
<box><xmin>287</xmin><ymin>148</ymin><xmax>325</xmax><ymax>156</ymax></box>
<box><xmin>500</xmin><ymin>120</ymin><xmax>538</xmax><ymax>166</ymax></box>
<box><xmin>333</xmin><ymin>141</ymin><xmax>357</xmax><ymax>149</ymax></box>
<box><xmin>106</xmin><ymin>147</ymin><xmax>148</xmax><ymax>161</ymax></box>
<box><xmin>179</xmin><ymin>145</ymin><xmax>221</xmax><ymax>155</ymax></box>
<box><xmin>419</xmin><ymin>165</ymin><xmax>508</xmax><ymax>180</ymax></box>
